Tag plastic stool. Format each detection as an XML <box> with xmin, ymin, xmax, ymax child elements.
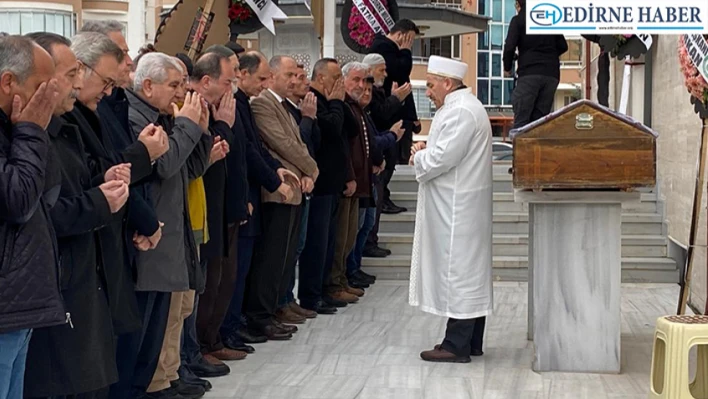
<box><xmin>650</xmin><ymin>315</ymin><xmax>708</xmax><ymax>398</ymax></box>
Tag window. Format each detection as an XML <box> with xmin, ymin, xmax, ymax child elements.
<box><xmin>413</xmin><ymin>35</ymin><xmax>462</xmax><ymax>61</ymax></box>
<box><xmin>412</xmin><ymin>87</ymin><xmax>436</xmax><ymax>119</ymax></box>
<box><xmin>561</xmin><ymin>39</ymin><xmax>583</xmax><ymax>66</ymax></box>
<box><xmin>564</xmin><ymin>95</ymin><xmax>580</xmax><ymax>106</ymax></box>
<box><xmin>477</xmin><ymin>0</ymin><xmax>516</xmax><ymax>106</ymax></box>
<box><xmin>0</xmin><ymin>10</ymin><xmax>75</xmax><ymax>36</ymax></box>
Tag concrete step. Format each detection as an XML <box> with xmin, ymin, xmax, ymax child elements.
<box><xmin>389</xmin><ymin>191</ymin><xmax>661</xmax><ymax>214</ymax></box>
<box><xmin>378</xmin><ymin>212</ymin><xmax>665</xmax><ymax>235</ymax></box>
<box><xmin>376</xmin><ymin>233</ymin><xmax>669</xmax><ymax>257</ymax></box>
<box><xmin>361</xmin><ymin>255</ymin><xmax>679</xmax><ymax>283</ymax></box>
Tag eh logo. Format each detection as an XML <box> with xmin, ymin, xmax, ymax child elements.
<box><xmin>530</xmin><ymin>3</ymin><xmax>563</xmax><ymax>26</ymax></box>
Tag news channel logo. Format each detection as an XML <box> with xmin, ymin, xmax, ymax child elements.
<box><xmin>529</xmin><ymin>3</ymin><xmax>563</xmax><ymax>26</ymax></box>
<box><xmin>525</xmin><ymin>0</ymin><xmax>708</xmax><ymax>34</ymax></box>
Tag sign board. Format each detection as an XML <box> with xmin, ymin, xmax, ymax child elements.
<box><xmin>526</xmin><ymin>0</ymin><xmax>708</xmax><ymax>35</ymax></box>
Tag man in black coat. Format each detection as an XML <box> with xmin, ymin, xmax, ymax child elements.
<box><xmin>23</xmin><ymin>32</ymin><xmax>137</xmax><ymax>398</ymax></box>
<box><xmin>190</xmin><ymin>46</ymin><xmax>251</xmax><ymax>365</ymax></box>
<box><xmin>220</xmin><ymin>51</ymin><xmax>296</xmax><ymax>346</ymax></box>
<box><xmin>369</xmin><ymin>19</ymin><xmax>420</xmax><ymax>212</ymax></box>
<box><xmin>0</xmin><ymin>35</ymin><xmax>64</xmax><ymax>399</ymax></box>
<box><xmin>297</xmin><ymin>58</ymin><xmax>349</xmax><ymax>314</ymax></box>
<box><xmin>503</xmin><ymin>0</ymin><xmax>568</xmax><ymax>128</ymax></box>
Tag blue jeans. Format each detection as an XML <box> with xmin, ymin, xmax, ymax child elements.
<box><xmin>279</xmin><ymin>198</ymin><xmax>310</xmax><ymax>307</ymax></box>
<box><xmin>0</xmin><ymin>329</ymin><xmax>31</xmax><ymax>399</ymax></box>
<box><xmin>347</xmin><ymin>205</ymin><xmax>377</xmax><ymax>278</ymax></box>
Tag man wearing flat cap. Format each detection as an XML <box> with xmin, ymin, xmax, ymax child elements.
<box><xmin>409</xmin><ymin>55</ymin><xmax>493</xmax><ymax>363</ymax></box>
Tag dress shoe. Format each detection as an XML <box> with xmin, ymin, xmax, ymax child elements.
<box><xmin>171</xmin><ymin>379</ymin><xmax>206</xmax><ymax>399</ymax></box>
<box><xmin>362</xmin><ymin>246</ymin><xmax>389</xmax><ymax>258</ymax></box>
<box><xmin>188</xmin><ymin>355</ymin><xmax>230</xmax><ymax>378</ymax></box>
<box><xmin>144</xmin><ymin>386</ymin><xmax>186</xmax><ymax>399</ymax></box>
<box><xmin>223</xmin><ymin>334</ymin><xmax>255</xmax><ymax>354</ymax></box>
<box><xmin>309</xmin><ymin>301</ymin><xmax>337</xmax><ymax>314</ymax></box>
<box><xmin>348</xmin><ymin>276</ymin><xmax>371</xmax><ymax>289</ymax></box>
<box><xmin>178</xmin><ymin>365</ymin><xmax>212</xmax><ymax>391</ymax></box>
<box><xmin>381</xmin><ymin>199</ymin><xmax>406</xmax><ymax>214</ymax></box>
<box><xmin>323</xmin><ymin>295</ymin><xmax>348</xmax><ymax>308</ymax></box>
<box><xmin>420</xmin><ymin>347</ymin><xmax>471</xmax><ymax>363</ymax></box>
<box><xmin>345</xmin><ymin>286</ymin><xmax>365</xmax><ymax>297</ymax></box>
<box><xmin>259</xmin><ymin>324</ymin><xmax>293</xmax><ymax>340</ymax></box>
<box><xmin>290</xmin><ymin>302</ymin><xmax>317</xmax><ymax>319</ymax></box>
<box><xmin>275</xmin><ymin>306</ymin><xmax>306</xmax><ymax>325</ymax></box>
<box><xmin>330</xmin><ymin>290</ymin><xmax>359</xmax><ymax>304</ymax></box>
<box><xmin>356</xmin><ymin>269</ymin><xmax>377</xmax><ymax>281</ymax></box>
<box><xmin>272</xmin><ymin>319</ymin><xmax>298</xmax><ymax>333</ymax></box>
<box><xmin>209</xmin><ymin>347</ymin><xmax>247</xmax><ymax>361</ymax></box>
<box><xmin>236</xmin><ymin>328</ymin><xmax>268</xmax><ymax>344</ymax></box>
<box><xmin>433</xmin><ymin>344</ymin><xmax>483</xmax><ymax>356</ymax></box>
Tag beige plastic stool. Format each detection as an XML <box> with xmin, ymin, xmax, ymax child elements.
<box><xmin>650</xmin><ymin>315</ymin><xmax>708</xmax><ymax>398</ymax></box>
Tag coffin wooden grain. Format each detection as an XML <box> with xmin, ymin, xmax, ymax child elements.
<box><xmin>510</xmin><ymin>100</ymin><xmax>657</xmax><ymax>190</ymax></box>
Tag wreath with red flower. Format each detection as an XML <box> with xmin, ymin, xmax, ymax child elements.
<box><xmin>228</xmin><ymin>0</ymin><xmax>253</xmax><ymax>23</ymax></box>
<box><xmin>678</xmin><ymin>35</ymin><xmax>708</xmax><ymax>116</ymax></box>
<box><xmin>347</xmin><ymin>0</ymin><xmax>389</xmax><ymax>47</ymax></box>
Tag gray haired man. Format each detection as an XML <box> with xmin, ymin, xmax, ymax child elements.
<box><xmin>0</xmin><ymin>34</ymin><xmax>62</xmax><ymax>399</ymax></box>
<box><xmin>127</xmin><ymin>52</ymin><xmax>213</xmax><ymax>399</ymax></box>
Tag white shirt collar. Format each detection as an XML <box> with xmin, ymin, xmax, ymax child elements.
<box><xmin>268</xmin><ymin>88</ymin><xmax>285</xmax><ymax>103</ymax></box>
<box><xmin>287</xmin><ymin>98</ymin><xmax>299</xmax><ymax>108</ymax></box>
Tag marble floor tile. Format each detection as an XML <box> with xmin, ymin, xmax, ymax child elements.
<box><xmin>205</xmin><ymin>281</ymin><xmax>681</xmax><ymax>399</ymax></box>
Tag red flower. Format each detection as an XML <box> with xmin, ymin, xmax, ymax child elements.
<box><xmin>678</xmin><ymin>35</ymin><xmax>708</xmax><ymax>105</ymax></box>
<box><xmin>228</xmin><ymin>0</ymin><xmax>253</xmax><ymax>23</ymax></box>
<box><xmin>347</xmin><ymin>0</ymin><xmax>390</xmax><ymax>47</ymax></box>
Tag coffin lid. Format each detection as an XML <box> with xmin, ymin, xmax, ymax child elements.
<box><xmin>509</xmin><ymin>99</ymin><xmax>659</xmax><ymax>139</ymax></box>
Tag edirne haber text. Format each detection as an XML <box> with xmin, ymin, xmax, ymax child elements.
<box><xmin>558</xmin><ymin>5</ymin><xmax>702</xmax><ymax>24</ymax></box>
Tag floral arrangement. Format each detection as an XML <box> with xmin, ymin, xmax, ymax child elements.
<box><xmin>347</xmin><ymin>0</ymin><xmax>388</xmax><ymax>47</ymax></box>
<box><xmin>678</xmin><ymin>35</ymin><xmax>708</xmax><ymax>109</ymax></box>
<box><xmin>611</xmin><ymin>34</ymin><xmax>633</xmax><ymax>54</ymax></box>
<box><xmin>228</xmin><ymin>0</ymin><xmax>253</xmax><ymax>23</ymax></box>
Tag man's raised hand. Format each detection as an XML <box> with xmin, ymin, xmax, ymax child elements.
<box><xmin>172</xmin><ymin>92</ymin><xmax>201</xmax><ymax>124</ymax></box>
<box><xmin>99</xmin><ymin>180</ymin><xmax>129</xmax><ymax>213</ymax></box>
<box><xmin>138</xmin><ymin>124</ymin><xmax>169</xmax><ymax>161</ymax></box>
<box><xmin>213</xmin><ymin>92</ymin><xmax>236</xmax><ymax>128</ymax></box>
<box><xmin>11</xmin><ymin>79</ymin><xmax>60</xmax><ymax>129</ymax></box>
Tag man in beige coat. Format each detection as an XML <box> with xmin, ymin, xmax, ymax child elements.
<box><xmin>243</xmin><ymin>55</ymin><xmax>319</xmax><ymax>340</ymax></box>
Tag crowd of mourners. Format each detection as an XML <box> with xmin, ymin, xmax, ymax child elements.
<box><xmin>0</xmin><ymin>17</ymin><xmax>422</xmax><ymax>399</ymax></box>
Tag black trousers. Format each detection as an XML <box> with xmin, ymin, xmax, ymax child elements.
<box><xmin>197</xmin><ymin>223</ymin><xmax>239</xmax><ymax>353</ymax></box>
<box><xmin>381</xmin><ymin>146</ymin><xmax>397</xmax><ymax>203</ymax></box>
<box><xmin>597</xmin><ymin>52</ymin><xmax>610</xmax><ymax>107</ymax></box>
<box><xmin>511</xmin><ymin>75</ymin><xmax>560</xmax><ymax>129</ymax></box>
<box><xmin>35</xmin><ymin>387</ymin><xmax>110</xmax><ymax>399</ymax></box>
<box><xmin>298</xmin><ymin>195</ymin><xmax>338</xmax><ymax>309</ymax></box>
<box><xmin>440</xmin><ymin>316</ymin><xmax>487</xmax><ymax>357</ymax></box>
<box><xmin>243</xmin><ymin>203</ymin><xmax>301</xmax><ymax>329</ymax></box>
<box><xmin>366</xmin><ymin>180</ymin><xmax>385</xmax><ymax>248</ymax></box>
<box><xmin>109</xmin><ymin>291</ymin><xmax>171</xmax><ymax>399</ymax></box>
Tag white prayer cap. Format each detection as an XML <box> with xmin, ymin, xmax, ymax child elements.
<box><xmin>427</xmin><ymin>55</ymin><xmax>468</xmax><ymax>80</ymax></box>
<box><xmin>362</xmin><ymin>53</ymin><xmax>386</xmax><ymax>66</ymax></box>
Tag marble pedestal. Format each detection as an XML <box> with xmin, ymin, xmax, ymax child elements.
<box><xmin>514</xmin><ymin>190</ymin><xmax>641</xmax><ymax>374</ymax></box>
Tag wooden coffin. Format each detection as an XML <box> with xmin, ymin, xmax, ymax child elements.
<box><xmin>511</xmin><ymin>100</ymin><xmax>657</xmax><ymax>190</ymax></box>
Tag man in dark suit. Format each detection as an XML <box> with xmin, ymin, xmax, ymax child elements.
<box><xmin>220</xmin><ymin>51</ymin><xmax>296</xmax><ymax>347</ymax></box>
<box><xmin>370</xmin><ymin>19</ymin><xmax>420</xmax><ymax>213</ymax></box>
<box><xmin>277</xmin><ymin>63</ymin><xmax>320</xmax><ymax>324</ymax></box>
<box><xmin>298</xmin><ymin>58</ymin><xmax>348</xmax><ymax>314</ymax></box>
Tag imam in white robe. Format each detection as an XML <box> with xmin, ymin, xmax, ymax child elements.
<box><xmin>409</xmin><ymin>87</ymin><xmax>494</xmax><ymax>320</ymax></box>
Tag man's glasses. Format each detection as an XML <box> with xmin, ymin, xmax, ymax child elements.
<box><xmin>80</xmin><ymin>62</ymin><xmax>116</xmax><ymax>92</ymax></box>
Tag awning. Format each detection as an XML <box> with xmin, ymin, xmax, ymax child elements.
<box><xmin>557</xmin><ymin>83</ymin><xmax>581</xmax><ymax>91</ymax></box>
<box><xmin>485</xmin><ymin>106</ymin><xmax>514</xmax><ymax>119</ymax></box>
<box><xmin>278</xmin><ymin>0</ymin><xmax>490</xmax><ymax>37</ymax></box>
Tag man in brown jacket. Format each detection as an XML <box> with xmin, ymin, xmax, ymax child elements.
<box><xmin>244</xmin><ymin>55</ymin><xmax>319</xmax><ymax>340</ymax></box>
<box><xmin>326</xmin><ymin>61</ymin><xmax>375</xmax><ymax>303</ymax></box>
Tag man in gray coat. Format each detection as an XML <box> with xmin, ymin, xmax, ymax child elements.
<box><xmin>125</xmin><ymin>52</ymin><xmax>213</xmax><ymax>399</ymax></box>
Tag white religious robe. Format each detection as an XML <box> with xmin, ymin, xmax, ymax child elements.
<box><xmin>409</xmin><ymin>87</ymin><xmax>493</xmax><ymax>319</ymax></box>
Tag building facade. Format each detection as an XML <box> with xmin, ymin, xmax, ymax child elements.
<box><xmin>0</xmin><ymin>0</ymin><xmax>170</xmax><ymax>58</ymax></box>
<box><xmin>585</xmin><ymin>35</ymin><xmax>705</xmax><ymax>313</ymax></box>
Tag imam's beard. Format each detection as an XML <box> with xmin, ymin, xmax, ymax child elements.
<box><xmin>374</xmin><ymin>79</ymin><xmax>384</xmax><ymax>88</ymax></box>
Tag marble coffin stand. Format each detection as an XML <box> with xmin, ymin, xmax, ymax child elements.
<box><xmin>514</xmin><ymin>190</ymin><xmax>641</xmax><ymax>374</ymax></box>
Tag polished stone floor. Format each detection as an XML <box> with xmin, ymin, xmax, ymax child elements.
<box><xmin>204</xmin><ymin>281</ymin><xmax>680</xmax><ymax>399</ymax></box>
